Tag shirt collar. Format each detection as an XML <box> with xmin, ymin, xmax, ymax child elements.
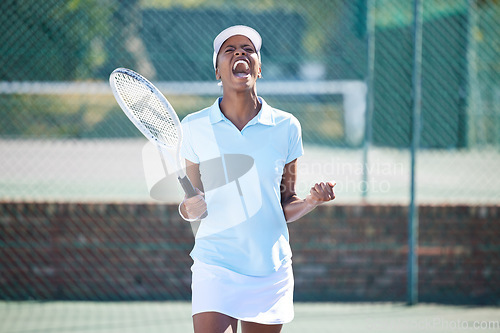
<box><xmin>209</xmin><ymin>97</ymin><xmax>275</xmax><ymax>126</ymax></box>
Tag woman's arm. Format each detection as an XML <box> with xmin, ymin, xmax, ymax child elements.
<box><xmin>179</xmin><ymin>159</ymin><xmax>207</xmax><ymax>220</ymax></box>
<box><xmin>280</xmin><ymin>159</ymin><xmax>336</xmax><ymax>223</ymax></box>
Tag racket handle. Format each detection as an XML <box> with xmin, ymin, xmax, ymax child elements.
<box><xmin>178</xmin><ymin>176</ymin><xmax>208</xmax><ymax>220</ymax></box>
<box><xmin>178</xmin><ymin>175</ymin><xmax>197</xmax><ymax>198</ymax></box>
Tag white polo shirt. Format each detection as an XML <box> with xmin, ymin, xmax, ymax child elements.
<box><xmin>180</xmin><ymin>97</ymin><xmax>303</xmax><ymax>276</ymax></box>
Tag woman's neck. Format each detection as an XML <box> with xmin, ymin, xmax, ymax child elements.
<box><xmin>219</xmin><ymin>88</ymin><xmax>261</xmax><ymax>131</ymax></box>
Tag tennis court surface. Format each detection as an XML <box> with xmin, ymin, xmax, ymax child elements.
<box><xmin>1</xmin><ymin>301</ymin><xmax>499</xmax><ymax>333</ymax></box>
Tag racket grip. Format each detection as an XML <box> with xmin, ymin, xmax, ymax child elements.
<box><xmin>178</xmin><ymin>175</ymin><xmax>197</xmax><ymax>198</ymax></box>
<box><xmin>178</xmin><ymin>176</ymin><xmax>208</xmax><ymax>219</ymax></box>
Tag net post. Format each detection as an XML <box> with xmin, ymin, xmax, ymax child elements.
<box><xmin>362</xmin><ymin>0</ymin><xmax>376</xmax><ymax>201</ymax></box>
<box><xmin>408</xmin><ymin>0</ymin><xmax>423</xmax><ymax>306</ymax></box>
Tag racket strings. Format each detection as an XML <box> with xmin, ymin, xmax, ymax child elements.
<box><xmin>114</xmin><ymin>73</ymin><xmax>179</xmax><ymax>148</ymax></box>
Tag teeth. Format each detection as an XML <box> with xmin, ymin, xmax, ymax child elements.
<box><xmin>233</xmin><ymin>60</ymin><xmax>249</xmax><ymax>71</ymax></box>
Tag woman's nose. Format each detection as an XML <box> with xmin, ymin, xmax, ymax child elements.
<box><xmin>235</xmin><ymin>49</ymin><xmax>246</xmax><ymax>56</ymax></box>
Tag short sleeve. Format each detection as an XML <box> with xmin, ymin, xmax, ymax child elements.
<box><xmin>286</xmin><ymin>115</ymin><xmax>304</xmax><ymax>163</ymax></box>
<box><xmin>180</xmin><ymin>117</ymin><xmax>200</xmax><ymax>163</ymax></box>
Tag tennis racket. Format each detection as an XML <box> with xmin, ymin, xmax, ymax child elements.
<box><xmin>109</xmin><ymin>67</ymin><xmax>207</xmax><ymax>219</ymax></box>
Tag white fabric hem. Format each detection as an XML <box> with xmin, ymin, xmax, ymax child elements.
<box><xmin>191</xmin><ymin>259</ymin><xmax>294</xmax><ymax>324</ymax></box>
<box><xmin>191</xmin><ymin>309</ymin><xmax>294</xmax><ymax>325</ymax></box>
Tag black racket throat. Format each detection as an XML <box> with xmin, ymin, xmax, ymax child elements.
<box><xmin>178</xmin><ymin>175</ymin><xmax>197</xmax><ymax>198</ymax></box>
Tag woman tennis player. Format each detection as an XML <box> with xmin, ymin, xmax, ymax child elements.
<box><xmin>179</xmin><ymin>25</ymin><xmax>336</xmax><ymax>333</ymax></box>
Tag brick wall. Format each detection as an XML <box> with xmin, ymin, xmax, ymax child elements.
<box><xmin>289</xmin><ymin>205</ymin><xmax>500</xmax><ymax>304</ymax></box>
<box><xmin>1</xmin><ymin>202</ymin><xmax>499</xmax><ymax>304</ymax></box>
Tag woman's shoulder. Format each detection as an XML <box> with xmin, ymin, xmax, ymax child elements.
<box><xmin>268</xmin><ymin>106</ymin><xmax>301</xmax><ymax>128</ymax></box>
<box><xmin>181</xmin><ymin>98</ymin><xmax>220</xmax><ymax>124</ymax></box>
<box><xmin>180</xmin><ymin>106</ymin><xmax>211</xmax><ymax>124</ymax></box>
<box><xmin>259</xmin><ymin>97</ymin><xmax>297</xmax><ymax>123</ymax></box>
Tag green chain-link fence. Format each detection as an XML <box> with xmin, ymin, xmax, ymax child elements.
<box><xmin>1</xmin><ymin>0</ymin><xmax>499</xmax><ymax>202</ymax></box>
<box><xmin>1</xmin><ymin>0</ymin><xmax>499</xmax><ymax>313</ymax></box>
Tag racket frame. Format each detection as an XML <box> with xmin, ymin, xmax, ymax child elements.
<box><xmin>109</xmin><ymin>67</ymin><xmax>197</xmax><ymax>199</ymax></box>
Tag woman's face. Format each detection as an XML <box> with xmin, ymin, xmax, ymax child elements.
<box><xmin>215</xmin><ymin>35</ymin><xmax>261</xmax><ymax>90</ymax></box>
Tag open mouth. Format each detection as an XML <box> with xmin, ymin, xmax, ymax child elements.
<box><xmin>232</xmin><ymin>60</ymin><xmax>251</xmax><ymax>78</ymax></box>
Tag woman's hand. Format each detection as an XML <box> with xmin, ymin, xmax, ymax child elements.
<box><xmin>305</xmin><ymin>181</ymin><xmax>336</xmax><ymax>206</ymax></box>
<box><xmin>280</xmin><ymin>159</ymin><xmax>337</xmax><ymax>223</ymax></box>
<box><xmin>180</xmin><ymin>188</ymin><xmax>207</xmax><ymax>221</ymax></box>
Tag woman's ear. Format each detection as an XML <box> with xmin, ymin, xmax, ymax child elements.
<box><xmin>215</xmin><ymin>68</ymin><xmax>221</xmax><ymax>80</ymax></box>
<box><xmin>258</xmin><ymin>66</ymin><xmax>262</xmax><ymax>79</ymax></box>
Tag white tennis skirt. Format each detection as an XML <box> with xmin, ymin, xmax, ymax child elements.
<box><xmin>191</xmin><ymin>259</ymin><xmax>294</xmax><ymax>324</ymax></box>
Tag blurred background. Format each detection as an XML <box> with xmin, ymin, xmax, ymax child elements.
<box><xmin>1</xmin><ymin>0</ymin><xmax>499</xmax><ymax>332</ymax></box>
<box><xmin>1</xmin><ymin>0</ymin><xmax>499</xmax><ymax>203</ymax></box>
